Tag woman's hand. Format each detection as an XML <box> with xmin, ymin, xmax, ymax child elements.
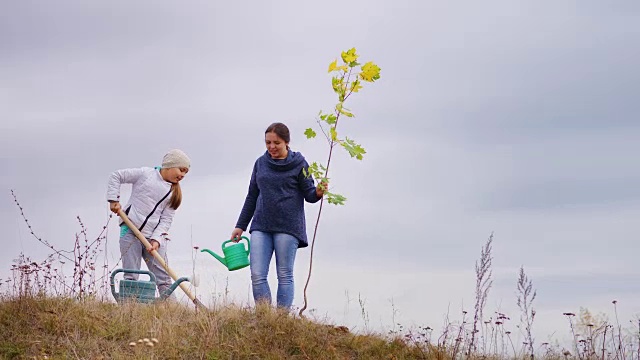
<box><xmin>109</xmin><ymin>201</ymin><xmax>121</xmax><ymax>214</ymax></box>
<box><xmin>316</xmin><ymin>180</ymin><xmax>329</xmax><ymax>198</ymax></box>
<box><xmin>147</xmin><ymin>239</ymin><xmax>160</xmax><ymax>252</ymax></box>
<box><xmin>231</xmin><ymin>228</ymin><xmax>244</xmax><ymax>242</ymax></box>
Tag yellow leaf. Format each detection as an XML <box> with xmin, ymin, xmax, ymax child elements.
<box><xmin>328</xmin><ymin>59</ymin><xmax>337</xmax><ymax>73</ymax></box>
<box><xmin>359</xmin><ymin>61</ymin><xmax>381</xmax><ymax>82</ymax></box>
<box><xmin>350</xmin><ymin>80</ymin><xmax>362</xmax><ymax>93</ymax></box>
<box><xmin>332</xmin><ymin>76</ymin><xmax>344</xmax><ymax>93</ymax></box>
<box><xmin>341</xmin><ymin>48</ymin><xmax>358</xmax><ymax>64</ymax></box>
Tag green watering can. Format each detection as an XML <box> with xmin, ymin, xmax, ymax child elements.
<box><xmin>201</xmin><ymin>236</ymin><xmax>250</xmax><ymax>271</ymax></box>
<box><xmin>110</xmin><ymin>268</ymin><xmax>191</xmax><ymax>303</ymax></box>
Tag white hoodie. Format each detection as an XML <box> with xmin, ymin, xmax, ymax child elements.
<box><xmin>107</xmin><ymin>167</ymin><xmax>175</xmax><ymax>248</ymax></box>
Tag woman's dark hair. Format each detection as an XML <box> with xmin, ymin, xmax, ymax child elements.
<box><xmin>265</xmin><ymin>122</ymin><xmax>290</xmax><ymax>143</ymax></box>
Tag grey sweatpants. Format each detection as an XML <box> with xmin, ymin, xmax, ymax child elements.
<box><xmin>119</xmin><ymin>229</ymin><xmax>173</xmax><ymax>296</ymax></box>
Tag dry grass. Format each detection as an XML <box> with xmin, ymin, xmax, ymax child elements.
<box><xmin>0</xmin><ymin>295</ymin><xmax>437</xmax><ymax>360</ymax></box>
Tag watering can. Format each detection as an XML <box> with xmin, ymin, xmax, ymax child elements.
<box><xmin>110</xmin><ymin>268</ymin><xmax>191</xmax><ymax>303</ymax></box>
<box><xmin>201</xmin><ymin>236</ymin><xmax>250</xmax><ymax>271</ymax></box>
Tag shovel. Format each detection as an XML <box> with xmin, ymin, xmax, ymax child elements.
<box><xmin>117</xmin><ymin>209</ymin><xmax>207</xmax><ymax>310</ymax></box>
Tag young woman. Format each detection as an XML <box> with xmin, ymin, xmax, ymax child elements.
<box><xmin>231</xmin><ymin>123</ymin><xmax>326</xmax><ymax>309</ymax></box>
<box><xmin>107</xmin><ymin>149</ymin><xmax>190</xmax><ymax>295</ymax></box>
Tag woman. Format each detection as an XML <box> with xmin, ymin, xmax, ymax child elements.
<box><xmin>231</xmin><ymin>122</ymin><xmax>326</xmax><ymax>309</ymax></box>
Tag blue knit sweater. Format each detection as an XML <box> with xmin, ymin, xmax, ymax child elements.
<box><xmin>235</xmin><ymin>150</ymin><xmax>321</xmax><ymax>248</ymax></box>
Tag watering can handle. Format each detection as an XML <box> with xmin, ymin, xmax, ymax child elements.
<box><xmin>111</xmin><ymin>268</ymin><xmax>157</xmax><ymax>283</ymax></box>
<box><xmin>224</xmin><ymin>236</ymin><xmax>250</xmax><ymax>254</ymax></box>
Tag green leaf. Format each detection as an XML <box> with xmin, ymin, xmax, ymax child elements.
<box><xmin>336</xmin><ymin>103</ymin><xmax>354</xmax><ymax>117</ymax></box>
<box><xmin>332</xmin><ymin>76</ymin><xmax>345</xmax><ymax>96</ymax></box>
<box><xmin>330</xmin><ymin>127</ymin><xmax>338</xmax><ymax>141</ymax></box>
<box><xmin>325</xmin><ymin>114</ymin><xmax>337</xmax><ymax>125</ymax></box>
<box><xmin>341</xmin><ymin>137</ymin><xmax>366</xmax><ymax>160</ymax></box>
<box><xmin>304</xmin><ymin>128</ymin><xmax>317</xmax><ymax>139</ymax></box>
<box><xmin>306</xmin><ymin>162</ymin><xmax>325</xmax><ymax>180</ymax></box>
<box><xmin>326</xmin><ymin>192</ymin><xmax>347</xmax><ymax>206</ymax></box>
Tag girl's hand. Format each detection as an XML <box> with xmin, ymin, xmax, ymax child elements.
<box><xmin>109</xmin><ymin>201</ymin><xmax>121</xmax><ymax>214</ymax></box>
<box><xmin>231</xmin><ymin>228</ymin><xmax>244</xmax><ymax>242</ymax></box>
<box><xmin>316</xmin><ymin>180</ymin><xmax>329</xmax><ymax>198</ymax></box>
<box><xmin>147</xmin><ymin>239</ymin><xmax>160</xmax><ymax>252</ymax></box>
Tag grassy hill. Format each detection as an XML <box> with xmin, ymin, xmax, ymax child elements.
<box><xmin>0</xmin><ymin>296</ymin><xmax>434</xmax><ymax>360</ymax></box>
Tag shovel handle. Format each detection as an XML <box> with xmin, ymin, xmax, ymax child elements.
<box><xmin>117</xmin><ymin>209</ymin><xmax>207</xmax><ymax>310</ymax></box>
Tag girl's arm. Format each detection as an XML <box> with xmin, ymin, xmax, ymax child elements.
<box><xmin>150</xmin><ymin>206</ymin><xmax>175</xmax><ymax>249</ymax></box>
<box><xmin>235</xmin><ymin>162</ymin><xmax>260</xmax><ymax>231</ymax></box>
<box><xmin>106</xmin><ymin>168</ymin><xmax>146</xmax><ymax>202</ymax></box>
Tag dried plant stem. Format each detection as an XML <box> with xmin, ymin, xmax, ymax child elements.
<box><xmin>469</xmin><ymin>233</ymin><xmax>493</xmax><ymax>355</ymax></box>
<box><xmin>517</xmin><ymin>266</ymin><xmax>537</xmax><ymax>359</ymax></box>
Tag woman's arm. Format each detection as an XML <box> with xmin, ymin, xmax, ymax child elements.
<box><xmin>235</xmin><ymin>162</ymin><xmax>260</xmax><ymax>231</ymax></box>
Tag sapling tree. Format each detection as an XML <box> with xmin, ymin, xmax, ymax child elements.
<box><xmin>299</xmin><ymin>48</ymin><xmax>381</xmax><ymax>317</ymax></box>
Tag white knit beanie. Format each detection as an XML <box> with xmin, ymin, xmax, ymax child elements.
<box><xmin>162</xmin><ymin>149</ymin><xmax>191</xmax><ymax>169</ymax></box>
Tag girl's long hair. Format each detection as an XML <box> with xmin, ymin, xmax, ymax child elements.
<box><xmin>169</xmin><ymin>182</ymin><xmax>182</xmax><ymax>209</ymax></box>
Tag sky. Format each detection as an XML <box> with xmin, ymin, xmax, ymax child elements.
<box><xmin>1</xmin><ymin>0</ymin><xmax>639</xmax><ymax>351</ymax></box>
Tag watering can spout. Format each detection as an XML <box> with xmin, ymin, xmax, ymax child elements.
<box><xmin>201</xmin><ymin>248</ymin><xmax>227</xmax><ymax>267</ymax></box>
<box><xmin>160</xmin><ymin>277</ymin><xmax>190</xmax><ymax>299</ymax></box>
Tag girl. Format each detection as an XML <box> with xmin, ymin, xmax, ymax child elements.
<box><xmin>231</xmin><ymin>123</ymin><xmax>326</xmax><ymax>309</ymax></box>
<box><xmin>107</xmin><ymin>149</ymin><xmax>190</xmax><ymax>295</ymax></box>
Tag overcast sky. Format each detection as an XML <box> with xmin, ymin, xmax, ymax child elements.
<box><xmin>2</xmin><ymin>0</ymin><xmax>639</xmax><ymax>350</ymax></box>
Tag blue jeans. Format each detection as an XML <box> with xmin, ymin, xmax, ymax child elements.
<box><xmin>249</xmin><ymin>231</ymin><xmax>298</xmax><ymax>309</ymax></box>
